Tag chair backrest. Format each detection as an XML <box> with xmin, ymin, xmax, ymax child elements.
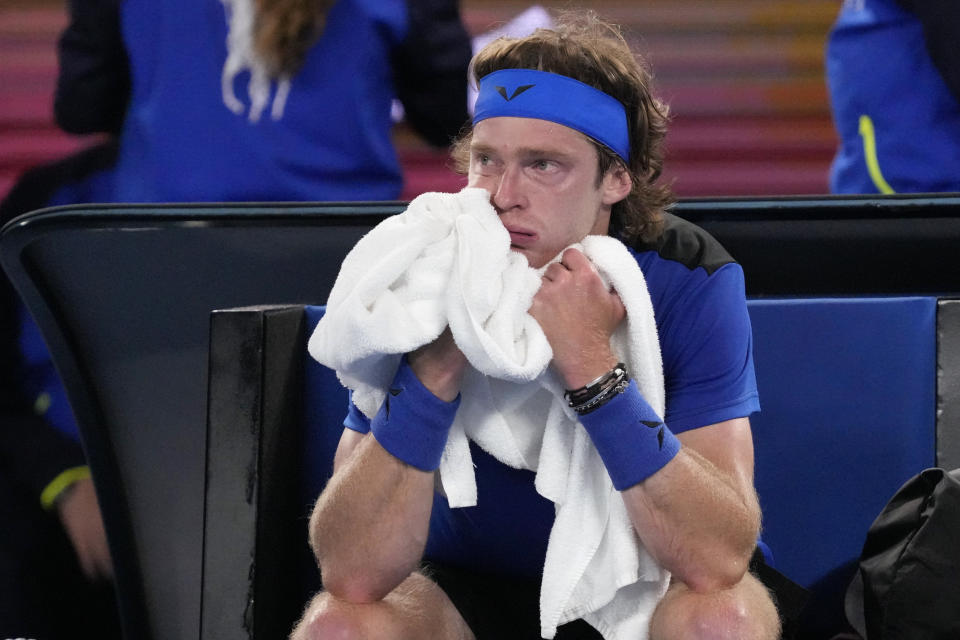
<box><xmin>204</xmin><ymin>304</ymin><xmax>354</xmax><ymax>640</ymax></box>
<box><xmin>683</xmin><ymin>193</ymin><xmax>960</xmax><ymax>296</ymax></box>
<box><xmin>0</xmin><ymin>202</ymin><xmax>401</xmax><ymax>640</ymax></box>
<box><xmin>748</xmin><ymin>296</ymin><xmax>938</xmax><ymax>635</ymax></box>
<box><xmin>5</xmin><ymin>194</ymin><xmax>960</xmax><ymax>640</ymax></box>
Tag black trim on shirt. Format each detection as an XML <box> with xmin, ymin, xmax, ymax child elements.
<box><xmin>629</xmin><ymin>213</ymin><xmax>736</xmax><ymax>276</ymax></box>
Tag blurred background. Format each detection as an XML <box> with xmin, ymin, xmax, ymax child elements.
<box><xmin>0</xmin><ymin>0</ymin><xmax>839</xmax><ymax>204</ymax></box>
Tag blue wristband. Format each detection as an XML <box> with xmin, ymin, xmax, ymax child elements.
<box><xmin>370</xmin><ymin>359</ymin><xmax>460</xmax><ymax>471</ymax></box>
<box><xmin>579</xmin><ymin>379</ymin><xmax>681</xmax><ymax>490</ymax></box>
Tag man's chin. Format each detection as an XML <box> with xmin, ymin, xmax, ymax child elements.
<box><xmin>510</xmin><ymin>246</ymin><xmax>543</xmax><ymax>268</ymax></box>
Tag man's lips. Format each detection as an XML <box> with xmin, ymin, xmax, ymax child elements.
<box><xmin>506</xmin><ymin>227</ymin><xmax>537</xmax><ymax>248</ymax></box>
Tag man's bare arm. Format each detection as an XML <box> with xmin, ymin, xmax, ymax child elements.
<box><xmin>621</xmin><ymin>417</ymin><xmax>761</xmax><ymax>592</ymax></box>
<box><xmin>308</xmin><ymin>329</ymin><xmax>467</xmax><ymax>603</ymax></box>
<box><xmin>309</xmin><ymin>430</ymin><xmax>436</xmax><ymax>602</ymax></box>
<box><xmin>530</xmin><ymin>248</ymin><xmax>760</xmax><ymax>592</ymax></box>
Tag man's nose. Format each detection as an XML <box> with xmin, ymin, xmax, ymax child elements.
<box><xmin>491</xmin><ymin>165</ymin><xmax>523</xmax><ymax>213</ymax></box>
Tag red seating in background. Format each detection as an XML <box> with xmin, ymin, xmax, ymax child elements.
<box><xmin>0</xmin><ymin>1</ymin><xmax>838</xmax><ymax>205</ymax></box>
<box><xmin>0</xmin><ymin>7</ymin><xmax>92</xmax><ymax>202</ymax></box>
<box><xmin>449</xmin><ymin>0</ymin><xmax>840</xmax><ymax>198</ymax></box>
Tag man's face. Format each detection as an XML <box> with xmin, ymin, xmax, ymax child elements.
<box><xmin>466</xmin><ymin>117</ymin><xmax>629</xmax><ymax>269</ymax></box>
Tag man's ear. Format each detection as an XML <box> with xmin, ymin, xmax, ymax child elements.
<box><xmin>601</xmin><ymin>166</ymin><xmax>633</xmax><ymax>205</ymax></box>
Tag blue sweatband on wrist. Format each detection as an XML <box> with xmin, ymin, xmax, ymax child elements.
<box><xmin>370</xmin><ymin>359</ymin><xmax>460</xmax><ymax>471</ymax></box>
<box><xmin>579</xmin><ymin>379</ymin><xmax>681</xmax><ymax>490</ymax></box>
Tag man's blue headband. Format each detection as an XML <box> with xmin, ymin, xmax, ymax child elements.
<box><xmin>473</xmin><ymin>68</ymin><xmax>630</xmax><ymax>163</ymax></box>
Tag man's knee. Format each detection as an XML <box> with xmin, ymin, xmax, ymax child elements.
<box><xmin>290</xmin><ymin>573</ymin><xmax>473</xmax><ymax>640</ymax></box>
<box><xmin>291</xmin><ymin>591</ymin><xmax>368</xmax><ymax>640</ymax></box>
<box><xmin>649</xmin><ymin>573</ymin><xmax>780</xmax><ymax>640</ymax></box>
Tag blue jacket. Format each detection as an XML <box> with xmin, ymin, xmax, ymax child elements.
<box><xmin>54</xmin><ymin>0</ymin><xmax>471</xmax><ymax>203</ymax></box>
<box><xmin>827</xmin><ymin>0</ymin><xmax>960</xmax><ymax>193</ymax></box>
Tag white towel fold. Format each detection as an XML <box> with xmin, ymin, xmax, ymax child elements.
<box><xmin>308</xmin><ymin>187</ymin><xmax>671</xmax><ymax>639</ymax></box>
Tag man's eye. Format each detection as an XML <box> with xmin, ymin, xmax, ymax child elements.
<box><xmin>533</xmin><ymin>159</ymin><xmax>555</xmax><ymax>171</ymax></box>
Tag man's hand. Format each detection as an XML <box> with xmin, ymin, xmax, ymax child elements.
<box><xmin>57</xmin><ymin>476</ymin><xmax>113</xmax><ymax>581</ymax></box>
<box><xmin>529</xmin><ymin>248</ymin><xmax>626</xmax><ymax>388</ymax></box>
<box><xmin>407</xmin><ymin>327</ymin><xmax>468</xmax><ymax>402</ymax></box>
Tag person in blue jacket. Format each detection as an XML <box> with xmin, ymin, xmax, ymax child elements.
<box><xmin>294</xmin><ymin>12</ymin><xmax>805</xmax><ymax>640</ymax></box>
<box><xmin>58</xmin><ymin>0</ymin><xmax>470</xmax><ymax>203</ymax></box>
<box><xmin>0</xmin><ymin>1</ymin><xmax>471</xmax><ymax>636</ymax></box>
<box><xmin>7</xmin><ymin>0</ymin><xmax>471</xmax><ymax>210</ymax></box>
<box><xmin>827</xmin><ymin>0</ymin><xmax>960</xmax><ymax>194</ymax></box>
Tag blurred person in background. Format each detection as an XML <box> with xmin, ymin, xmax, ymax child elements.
<box><xmin>6</xmin><ymin>0</ymin><xmax>471</xmax><ymax>209</ymax></box>
<box><xmin>827</xmin><ymin>0</ymin><xmax>960</xmax><ymax>194</ymax></box>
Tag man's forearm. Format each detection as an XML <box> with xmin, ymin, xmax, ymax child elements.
<box><xmin>309</xmin><ymin>433</ymin><xmax>435</xmax><ymax>602</ymax></box>
<box><xmin>573</xmin><ymin>375</ymin><xmax>760</xmax><ymax>591</ymax></box>
<box><xmin>312</xmin><ymin>339</ymin><xmax>464</xmax><ymax>602</ymax></box>
<box><xmin>622</xmin><ymin>439</ymin><xmax>761</xmax><ymax>592</ymax></box>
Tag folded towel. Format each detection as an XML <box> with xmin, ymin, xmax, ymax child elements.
<box><xmin>308</xmin><ymin>188</ymin><xmax>546</xmax><ymax>419</ymax></box>
<box><xmin>308</xmin><ymin>187</ymin><xmax>671</xmax><ymax>639</ymax></box>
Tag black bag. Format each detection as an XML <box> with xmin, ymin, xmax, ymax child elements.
<box><xmin>844</xmin><ymin>467</ymin><xmax>960</xmax><ymax>639</ymax></box>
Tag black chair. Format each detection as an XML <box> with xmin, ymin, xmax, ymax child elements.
<box><xmin>0</xmin><ymin>202</ymin><xmax>401</xmax><ymax>640</ymax></box>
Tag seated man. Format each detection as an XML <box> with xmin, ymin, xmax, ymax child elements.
<box><xmin>294</xmin><ymin>11</ymin><xmax>789</xmax><ymax>640</ymax></box>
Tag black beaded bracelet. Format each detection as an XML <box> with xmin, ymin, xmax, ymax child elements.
<box><xmin>564</xmin><ymin>363</ymin><xmax>629</xmax><ymax>415</ymax></box>
<box><xmin>564</xmin><ymin>362</ymin><xmax>626</xmax><ymax>404</ymax></box>
<box><xmin>574</xmin><ymin>377</ymin><xmax>629</xmax><ymax>415</ymax></box>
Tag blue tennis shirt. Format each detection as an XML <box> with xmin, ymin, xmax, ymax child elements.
<box><xmin>344</xmin><ymin>214</ymin><xmax>760</xmax><ymax>578</ymax></box>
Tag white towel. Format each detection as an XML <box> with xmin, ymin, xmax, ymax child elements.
<box><xmin>308</xmin><ymin>187</ymin><xmax>671</xmax><ymax>639</ymax></box>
